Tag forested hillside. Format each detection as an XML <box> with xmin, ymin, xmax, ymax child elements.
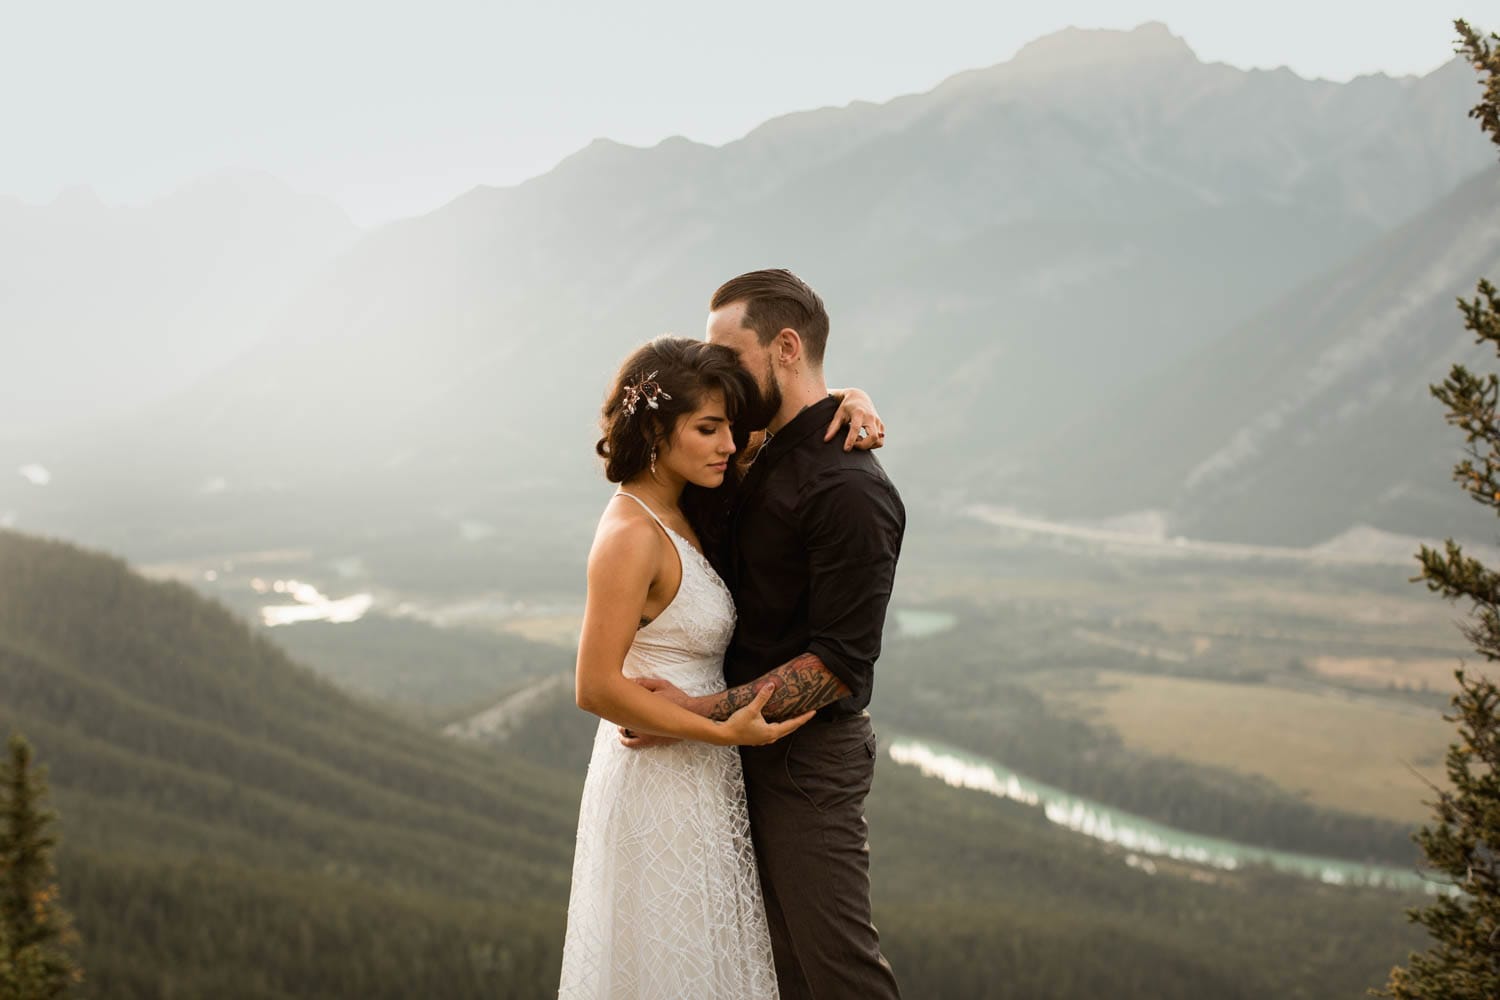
<box><xmin>0</xmin><ymin>528</ymin><xmax>575</xmax><ymax>997</ymax></box>
<box><xmin>0</xmin><ymin>528</ymin><xmax>1428</xmax><ymax>997</ymax></box>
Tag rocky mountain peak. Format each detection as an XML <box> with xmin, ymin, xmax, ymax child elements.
<box><xmin>1008</xmin><ymin>21</ymin><xmax>1199</xmax><ymax>74</ymax></box>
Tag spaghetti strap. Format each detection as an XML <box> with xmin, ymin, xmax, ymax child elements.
<box><xmin>614</xmin><ymin>490</ymin><xmax>670</xmax><ymax>532</ymax></box>
<box><xmin>614</xmin><ymin>490</ymin><xmax>712</xmax><ymax>564</ymax></box>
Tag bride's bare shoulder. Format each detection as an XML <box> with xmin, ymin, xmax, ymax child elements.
<box><xmin>588</xmin><ymin>497</ymin><xmax>662</xmax><ymax>572</ymax></box>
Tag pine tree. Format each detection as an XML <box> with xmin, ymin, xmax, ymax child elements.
<box><xmin>0</xmin><ymin>734</ymin><xmax>82</xmax><ymax>1000</ymax></box>
<box><xmin>0</xmin><ymin>918</ymin><xmax>51</xmax><ymax>1000</ymax></box>
<box><xmin>1375</xmin><ymin>19</ymin><xmax>1500</xmax><ymax>1000</ymax></box>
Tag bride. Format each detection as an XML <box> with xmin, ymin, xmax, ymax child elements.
<box><xmin>559</xmin><ymin>335</ymin><xmax>879</xmax><ymax>999</ymax></box>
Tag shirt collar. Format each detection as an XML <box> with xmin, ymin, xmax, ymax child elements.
<box><xmin>763</xmin><ymin>395</ymin><xmax>840</xmax><ymax>454</ymax></box>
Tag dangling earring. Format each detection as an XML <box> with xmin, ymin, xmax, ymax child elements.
<box><xmin>650</xmin><ymin>447</ymin><xmax>658</xmax><ymax>476</ymax></box>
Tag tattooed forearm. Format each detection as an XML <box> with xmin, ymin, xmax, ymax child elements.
<box><xmin>706</xmin><ymin>653</ymin><xmax>851</xmax><ymax>722</ymax></box>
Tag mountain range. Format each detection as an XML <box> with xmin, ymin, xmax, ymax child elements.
<box><xmin>1014</xmin><ymin>164</ymin><xmax>1500</xmax><ymax>545</ymax></box>
<box><xmin>1</xmin><ymin>22</ymin><xmax>1494</xmax><ymax>564</ymax></box>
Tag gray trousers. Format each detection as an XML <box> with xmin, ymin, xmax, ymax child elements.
<box><xmin>739</xmin><ymin>712</ymin><xmax>902</xmax><ymax>1000</ymax></box>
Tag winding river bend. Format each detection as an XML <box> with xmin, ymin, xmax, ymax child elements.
<box><xmin>887</xmin><ymin>735</ymin><xmax>1443</xmax><ymax>894</ymax></box>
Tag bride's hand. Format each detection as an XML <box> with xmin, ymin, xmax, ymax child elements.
<box><xmin>719</xmin><ymin>682</ymin><xmax>816</xmax><ymax>746</ymax></box>
<box><xmin>618</xmin><ymin>726</ymin><xmax>682</xmax><ymax>749</ymax></box>
<box><xmin>826</xmin><ymin>388</ymin><xmax>886</xmax><ymax>452</ymax></box>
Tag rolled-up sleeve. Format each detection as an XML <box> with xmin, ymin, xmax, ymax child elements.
<box><xmin>801</xmin><ymin>468</ymin><xmax>906</xmax><ymax>704</ymax></box>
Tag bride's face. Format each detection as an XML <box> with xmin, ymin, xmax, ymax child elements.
<box><xmin>659</xmin><ymin>389</ymin><xmax>737</xmax><ymax>488</ymax></box>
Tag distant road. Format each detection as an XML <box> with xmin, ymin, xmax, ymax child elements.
<box><xmin>443</xmin><ymin>672</ymin><xmax>572</xmax><ymax>743</ymax></box>
<box><xmin>965</xmin><ymin>505</ymin><xmax>1500</xmax><ymax>567</ymax></box>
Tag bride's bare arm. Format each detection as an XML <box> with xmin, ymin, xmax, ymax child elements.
<box><xmin>825</xmin><ymin>387</ymin><xmax>886</xmax><ymax>452</ymax></box>
<box><xmin>575</xmin><ymin>514</ymin><xmax>811</xmax><ymax>746</ymax></box>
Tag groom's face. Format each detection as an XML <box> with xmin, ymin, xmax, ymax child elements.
<box><xmin>707</xmin><ymin>300</ymin><xmax>781</xmax><ymax>431</ymax></box>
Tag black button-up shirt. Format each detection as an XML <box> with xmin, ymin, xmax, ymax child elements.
<box><xmin>719</xmin><ymin>395</ymin><xmax>906</xmax><ymax>718</ymax></box>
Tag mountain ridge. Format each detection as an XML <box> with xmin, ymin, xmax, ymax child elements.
<box><xmin>1006</xmin><ymin>164</ymin><xmax>1500</xmax><ymax>544</ymax></box>
<box><xmin>2</xmin><ymin>24</ymin><xmax>1491</xmax><ymax>559</ymax></box>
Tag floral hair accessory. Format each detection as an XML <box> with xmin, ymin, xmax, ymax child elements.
<box><xmin>621</xmin><ymin>370</ymin><xmax>672</xmax><ymax>416</ymax></box>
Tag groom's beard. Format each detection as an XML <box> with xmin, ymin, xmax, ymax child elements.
<box><xmin>743</xmin><ymin>374</ymin><xmax>782</xmax><ymax>432</ymax></box>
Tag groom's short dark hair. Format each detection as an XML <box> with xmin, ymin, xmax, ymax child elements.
<box><xmin>710</xmin><ymin>268</ymin><xmax>830</xmax><ymax>368</ymax></box>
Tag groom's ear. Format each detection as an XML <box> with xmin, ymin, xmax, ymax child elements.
<box><xmin>773</xmin><ymin>327</ymin><xmax>804</xmax><ymax>367</ymax></box>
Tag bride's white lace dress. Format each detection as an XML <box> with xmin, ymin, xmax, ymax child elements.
<box><xmin>558</xmin><ymin>492</ymin><xmax>779</xmax><ymax>1000</ymax></box>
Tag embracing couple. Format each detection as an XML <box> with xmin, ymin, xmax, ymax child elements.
<box><xmin>559</xmin><ymin>268</ymin><xmax>905</xmax><ymax>999</ymax></box>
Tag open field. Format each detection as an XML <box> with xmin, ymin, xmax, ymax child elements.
<box><xmin>907</xmin><ymin>569</ymin><xmax>1465</xmax><ymax>653</ymax></box>
<box><xmin>1043</xmin><ymin>670</ymin><xmax>1453</xmax><ymax>824</ymax></box>
<box><xmin>1309</xmin><ymin>655</ymin><xmax>1473</xmax><ymax>692</ymax></box>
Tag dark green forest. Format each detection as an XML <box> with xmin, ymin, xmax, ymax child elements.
<box><xmin>0</xmin><ymin>528</ymin><xmax>1426</xmax><ymax>997</ymax></box>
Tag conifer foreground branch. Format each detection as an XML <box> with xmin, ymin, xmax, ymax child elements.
<box><xmin>1374</xmin><ymin>19</ymin><xmax>1500</xmax><ymax>1000</ymax></box>
<box><xmin>0</xmin><ymin>734</ymin><xmax>82</xmax><ymax>1000</ymax></box>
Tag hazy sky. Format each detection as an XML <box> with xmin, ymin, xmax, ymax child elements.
<box><xmin>5</xmin><ymin>0</ymin><xmax>1498</xmax><ymax>225</ymax></box>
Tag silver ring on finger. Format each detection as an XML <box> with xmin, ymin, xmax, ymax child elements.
<box><xmin>856</xmin><ymin>425</ymin><xmax>869</xmax><ymax>441</ymax></box>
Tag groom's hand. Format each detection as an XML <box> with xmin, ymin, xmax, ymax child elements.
<box><xmin>631</xmin><ymin>676</ymin><xmax>708</xmax><ymax>713</ymax></box>
<box><xmin>617</xmin><ymin>677</ymin><xmax>707</xmax><ymax>749</ymax></box>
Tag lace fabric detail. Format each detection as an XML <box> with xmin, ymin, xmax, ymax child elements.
<box><xmin>558</xmin><ymin>494</ymin><xmax>778</xmax><ymax>999</ymax></box>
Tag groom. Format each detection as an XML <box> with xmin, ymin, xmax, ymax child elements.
<box><xmin>625</xmin><ymin>268</ymin><xmax>905</xmax><ymax>999</ymax></box>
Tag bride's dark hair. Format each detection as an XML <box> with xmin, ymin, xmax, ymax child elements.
<box><xmin>596</xmin><ymin>336</ymin><xmax>760</xmax><ymax>548</ymax></box>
